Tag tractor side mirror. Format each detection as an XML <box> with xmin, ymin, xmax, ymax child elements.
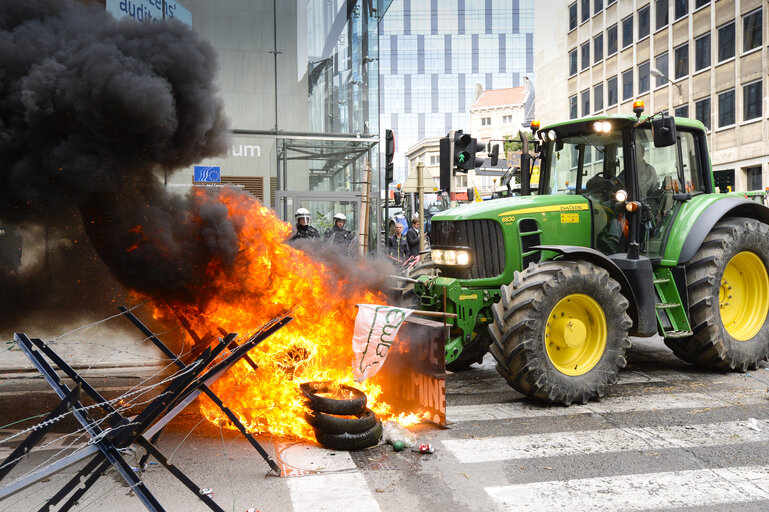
<box><xmin>652</xmin><ymin>114</ymin><xmax>677</xmax><ymax>147</ymax></box>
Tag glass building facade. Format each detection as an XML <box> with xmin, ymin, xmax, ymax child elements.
<box><xmin>380</xmin><ymin>0</ymin><xmax>536</xmax><ymax>183</ymax></box>
<box><xmin>117</xmin><ymin>0</ymin><xmax>394</xmax><ymax>246</ymax></box>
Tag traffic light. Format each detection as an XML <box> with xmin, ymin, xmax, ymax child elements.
<box><xmin>439</xmin><ymin>135</ymin><xmax>450</xmax><ymax>190</ymax></box>
<box><xmin>454</xmin><ymin>131</ymin><xmax>473</xmax><ymax>170</ymax></box>
<box><xmin>385</xmin><ymin>129</ymin><xmax>394</xmax><ymax>184</ymax></box>
<box><xmin>488</xmin><ymin>142</ymin><xmax>500</xmax><ymax>166</ymax></box>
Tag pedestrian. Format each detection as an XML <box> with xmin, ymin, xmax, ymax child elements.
<box><xmin>290</xmin><ymin>208</ymin><xmax>320</xmax><ymax>241</ymax></box>
<box><xmin>388</xmin><ymin>221</ymin><xmax>409</xmax><ymax>262</ymax></box>
<box><xmin>406</xmin><ymin>215</ymin><xmax>421</xmax><ymax>258</ymax></box>
<box><xmin>324</xmin><ymin>213</ymin><xmax>354</xmax><ymax>248</ymax></box>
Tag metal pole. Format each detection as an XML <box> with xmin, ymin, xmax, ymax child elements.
<box><xmin>448</xmin><ymin>130</ymin><xmax>456</xmax><ymax>208</ymax></box>
<box><xmin>417</xmin><ymin>160</ymin><xmax>425</xmax><ymax>252</ymax></box>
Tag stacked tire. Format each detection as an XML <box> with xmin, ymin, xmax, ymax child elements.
<box><xmin>300</xmin><ymin>381</ymin><xmax>382</xmax><ymax>451</ymax></box>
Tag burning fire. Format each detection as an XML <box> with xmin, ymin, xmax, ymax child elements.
<box><xmin>148</xmin><ymin>188</ymin><xmax>410</xmax><ymax>440</ymax></box>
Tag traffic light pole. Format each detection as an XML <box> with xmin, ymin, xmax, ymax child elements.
<box><xmin>448</xmin><ymin>130</ymin><xmax>456</xmax><ymax>208</ymax></box>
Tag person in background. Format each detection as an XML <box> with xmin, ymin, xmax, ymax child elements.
<box><xmin>406</xmin><ymin>215</ymin><xmax>421</xmax><ymax>258</ymax></box>
<box><xmin>388</xmin><ymin>221</ymin><xmax>409</xmax><ymax>262</ymax></box>
<box><xmin>290</xmin><ymin>207</ymin><xmax>320</xmax><ymax>241</ymax></box>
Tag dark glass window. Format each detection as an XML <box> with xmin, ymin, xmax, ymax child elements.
<box><xmin>743</xmin><ymin>9</ymin><xmax>762</xmax><ymax>53</ymax></box>
<box><xmin>694</xmin><ymin>33</ymin><xmax>710</xmax><ymax>71</ymax></box>
<box><xmin>569</xmin><ymin>49</ymin><xmax>578</xmax><ymax>76</ymax></box>
<box><xmin>594</xmin><ymin>83</ymin><xmax>604</xmax><ymax>111</ymax></box>
<box><xmin>656</xmin><ymin>0</ymin><xmax>668</xmax><ymax>30</ymax></box>
<box><xmin>718</xmin><ymin>22</ymin><xmax>735</xmax><ymax>62</ymax></box>
<box><xmin>594</xmin><ymin>0</ymin><xmax>603</xmax><ymax>15</ymax></box>
<box><xmin>674</xmin><ymin>43</ymin><xmax>688</xmax><ymax>79</ymax></box>
<box><xmin>655</xmin><ymin>52</ymin><xmax>669</xmax><ymax>87</ymax></box>
<box><xmin>638</xmin><ymin>5</ymin><xmax>650</xmax><ymax>39</ymax></box>
<box><xmin>594</xmin><ymin>34</ymin><xmax>603</xmax><ymax>64</ymax></box>
<box><xmin>746</xmin><ymin>166</ymin><xmax>763</xmax><ymax>191</ymax></box>
<box><xmin>607</xmin><ymin>24</ymin><xmax>618</xmax><ymax>55</ymax></box>
<box><xmin>622</xmin><ymin>69</ymin><xmax>633</xmax><ymax>100</ymax></box>
<box><xmin>694</xmin><ymin>0</ymin><xmax>708</xmax><ymax>8</ymax></box>
<box><xmin>582</xmin><ymin>0</ymin><xmax>590</xmax><ymax>22</ymax></box>
<box><xmin>570</xmin><ymin>95</ymin><xmax>578</xmax><ymax>119</ymax></box>
<box><xmin>638</xmin><ymin>61</ymin><xmax>650</xmax><ymax>93</ymax></box>
<box><xmin>569</xmin><ymin>3</ymin><xmax>578</xmax><ymax>30</ymax></box>
<box><xmin>581</xmin><ymin>42</ymin><xmax>590</xmax><ymax>70</ymax></box>
<box><xmin>695</xmin><ymin>97</ymin><xmax>710</xmax><ymax>130</ymax></box>
<box><xmin>607</xmin><ymin>0</ymin><xmax>616</xmax><ymax>4</ymax></box>
<box><xmin>607</xmin><ymin>75</ymin><xmax>618</xmax><ymax>105</ymax></box>
<box><xmin>622</xmin><ymin>16</ymin><xmax>633</xmax><ymax>48</ymax></box>
<box><xmin>674</xmin><ymin>0</ymin><xmax>688</xmax><ymax>20</ymax></box>
<box><xmin>581</xmin><ymin>89</ymin><xmax>590</xmax><ymax>116</ymax></box>
<box><xmin>718</xmin><ymin>89</ymin><xmax>735</xmax><ymax>127</ymax></box>
<box><xmin>674</xmin><ymin>105</ymin><xmax>689</xmax><ymax>117</ymax></box>
<box><xmin>743</xmin><ymin>81</ymin><xmax>762</xmax><ymax>121</ymax></box>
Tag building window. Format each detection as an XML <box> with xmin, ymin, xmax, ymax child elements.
<box><xmin>608</xmin><ymin>0</ymin><xmax>616</xmax><ymax>4</ymax></box>
<box><xmin>743</xmin><ymin>80</ymin><xmax>762</xmax><ymax>121</ymax></box>
<box><xmin>743</xmin><ymin>9</ymin><xmax>762</xmax><ymax>53</ymax></box>
<box><xmin>674</xmin><ymin>105</ymin><xmax>689</xmax><ymax>117</ymax></box>
<box><xmin>656</xmin><ymin>0</ymin><xmax>668</xmax><ymax>30</ymax></box>
<box><xmin>674</xmin><ymin>0</ymin><xmax>688</xmax><ymax>20</ymax></box>
<box><xmin>607</xmin><ymin>24</ymin><xmax>618</xmax><ymax>55</ymax></box>
<box><xmin>674</xmin><ymin>43</ymin><xmax>688</xmax><ymax>79</ymax></box>
<box><xmin>430</xmin><ymin>155</ymin><xmax>440</xmax><ymax>165</ymax></box>
<box><xmin>694</xmin><ymin>0</ymin><xmax>708</xmax><ymax>9</ymax></box>
<box><xmin>581</xmin><ymin>42</ymin><xmax>590</xmax><ymax>70</ymax></box>
<box><xmin>502</xmin><ymin>115</ymin><xmax>513</xmax><ymax>124</ymax></box>
<box><xmin>569</xmin><ymin>48</ymin><xmax>578</xmax><ymax>76</ymax></box>
<box><xmin>594</xmin><ymin>33</ymin><xmax>603</xmax><ymax>64</ymax></box>
<box><xmin>746</xmin><ymin>166</ymin><xmax>763</xmax><ymax>191</ymax></box>
<box><xmin>622</xmin><ymin>69</ymin><xmax>633</xmax><ymax>100</ymax></box>
<box><xmin>581</xmin><ymin>89</ymin><xmax>590</xmax><ymax>116</ymax></box>
<box><xmin>695</xmin><ymin>97</ymin><xmax>710</xmax><ymax>130</ymax></box>
<box><xmin>481</xmin><ymin>117</ymin><xmax>491</xmax><ymax>126</ymax></box>
<box><xmin>718</xmin><ymin>89</ymin><xmax>735</xmax><ymax>128</ymax></box>
<box><xmin>718</xmin><ymin>22</ymin><xmax>735</xmax><ymax>62</ymax></box>
<box><xmin>607</xmin><ymin>75</ymin><xmax>618</xmax><ymax>106</ymax></box>
<box><xmin>570</xmin><ymin>95</ymin><xmax>578</xmax><ymax>119</ymax></box>
<box><xmin>638</xmin><ymin>61</ymin><xmax>650</xmax><ymax>93</ymax></box>
<box><xmin>622</xmin><ymin>15</ymin><xmax>633</xmax><ymax>48</ymax></box>
<box><xmin>594</xmin><ymin>83</ymin><xmax>604</xmax><ymax>111</ymax></box>
<box><xmin>655</xmin><ymin>52</ymin><xmax>669</xmax><ymax>87</ymax></box>
<box><xmin>694</xmin><ymin>33</ymin><xmax>710</xmax><ymax>71</ymax></box>
<box><xmin>594</xmin><ymin>0</ymin><xmax>603</xmax><ymax>15</ymax></box>
<box><xmin>569</xmin><ymin>2</ymin><xmax>578</xmax><ymax>31</ymax></box>
<box><xmin>638</xmin><ymin>4</ymin><xmax>650</xmax><ymax>39</ymax></box>
<box><xmin>582</xmin><ymin>0</ymin><xmax>590</xmax><ymax>22</ymax></box>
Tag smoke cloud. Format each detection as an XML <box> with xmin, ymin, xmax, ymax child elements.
<box><xmin>0</xmin><ymin>0</ymin><xmax>231</xmax><ymax>329</ymax></box>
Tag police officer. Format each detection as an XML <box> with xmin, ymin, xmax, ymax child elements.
<box><xmin>324</xmin><ymin>213</ymin><xmax>354</xmax><ymax>247</ymax></box>
<box><xmin>290</xmin><ymin>208</ymin><xmax>320</xmax><ymax>241</ymax></box>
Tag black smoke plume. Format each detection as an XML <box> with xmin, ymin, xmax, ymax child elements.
<box><xmin>0</xmin><ymin>0</ymin><xmax>231</xmax><ymax>330</ymax></box>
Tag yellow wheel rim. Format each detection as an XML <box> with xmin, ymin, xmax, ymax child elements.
<box><xmin>545</xmin><ymin>294</ymin><xmax>607</xmax><ymax>376</ymax></box>
<box><xmin>720</xmin><ymin>251</ymin><xmax>769</xmax><ymax>341</ymax></box>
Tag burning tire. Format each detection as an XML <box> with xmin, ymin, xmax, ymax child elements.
<box><xmin>489</xmin><ymin>260</ymin><xmax>632</xmax><ymax>405</ymax></box>
<box><xmin>665</xmin><ymin>217</ymin><xmax>769</xmax><ymax>370</ymax></box>
<box><xmin>300</xmin><ymin>381</ymin><xmax>367</xmax><ymax>415</ymax></box>
<box><xmin>304</xmin><ymin>408</ymin><xmax>378</xmax><ymax>435</ymax></box>
<box><xmin>314</xmin><ymin>421</ymin><xmax>383</xmax><ymax>451</ymax></box>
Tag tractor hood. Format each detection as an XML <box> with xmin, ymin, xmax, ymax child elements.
<box><xmin>431</xmin><ymin>194</ymin><xmax>591</xmax><ymax>222</ymax></box>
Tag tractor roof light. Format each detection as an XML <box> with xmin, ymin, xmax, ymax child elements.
<box><xmin>633</xmin><ymin>100</ymin><xmax>645</xmax><ymax>119</ymax></box>
<box><xmin>530</xmin><ymin>120</ymin><xmax>541</xmax><ymax>132</ymax></box>
<box><xmin>547</xmin><ymin>130</ymin><xmax>557</xmax><ymax>141</ymax></box>
<box><xmin>593</xmin><ymin>121</ymin><xmax>612</xmax><ymax>134</ymax></box>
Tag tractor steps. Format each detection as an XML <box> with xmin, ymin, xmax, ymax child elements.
<box><xmin>663</xmin><ymin>329</ymin><xmax>693</xmax><ymax>338</ymax></box>
<box><xmin>653</xmin><ymin>267</ymin><xmax>693</xmax><ymax>337</ymax></box>
<box><xmin>656</xmin><ymin>302</ymin><xmax>681</xmax><ymax>310</ymax></box>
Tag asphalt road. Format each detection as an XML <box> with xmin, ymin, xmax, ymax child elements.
<box><xmin>3</xmin><ymin>336</ymin><xmax>769</xmax><ymax>511</ymax></box>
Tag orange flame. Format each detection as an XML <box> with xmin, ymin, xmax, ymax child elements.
<box><xmin>149</xmin><ymin>188</ymin><xmax>403</xmax><ymax>440</ymax></box>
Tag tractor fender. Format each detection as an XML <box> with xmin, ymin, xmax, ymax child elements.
<box><xmin>532</xmin><ymin>245</ymin><xmax>654</xmax><ymax>335</ymax></box>
<box><xmin>677</xmin><ymin>197</ymin><xmax>769</xmax><ymax>264</ymax></box>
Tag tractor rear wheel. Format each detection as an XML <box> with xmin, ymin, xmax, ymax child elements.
<box><xmin>664</xmin><ymin>217</ymin><xmax>769</xmax><ymax>370</ymax></box>
<box><xmin>489</xmin><ymin>260</ymin><xmax>632</xmax><ymax>405</ymax></box>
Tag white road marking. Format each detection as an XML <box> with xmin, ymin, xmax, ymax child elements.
<box><xmin>442</xmin><ymin>419</ymin><xmax>769</xmax><ymax>463</ymax></box>
<box><xmin>288</xmin><ymin>472</ymin><xmax>381</xmax><ymax>512</ymax></box>
<box><xmin>485</xmin><ymin>465</ymin><xmax>769</xmax><ymax>512</ymax></box>
<box><xmin>446</xmin><ymin>390</ymin><xmax>765</xmax><ymax>422</ymax></box>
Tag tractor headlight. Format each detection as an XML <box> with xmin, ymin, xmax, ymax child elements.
<box><xmin>431</xmin><ymin>248</ymin><xmax>472</xmax><ymax>267</ymax></box>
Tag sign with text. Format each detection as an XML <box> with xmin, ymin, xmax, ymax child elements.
<box><xmin>193</xmin><ymin>166</ymin><xmax>221</xmax><ymax>183</ymax></box>
<box><xmin>106</xmin><ymin>0</ymin><xmax>192</xmax><ymax>26</ymax></box>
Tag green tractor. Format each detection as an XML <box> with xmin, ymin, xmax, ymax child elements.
<box><xmin>412</xmin><ymin>103</ymin><xmax>769</xmax><ymax>404</ymax></box>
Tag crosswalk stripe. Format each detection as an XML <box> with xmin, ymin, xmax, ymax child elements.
<box><xmin>446</xmin><ymin>390</ymin><xmax>765</xmax><ymax>423</ymax></box>
<box><xmin>287</xmin><ymin>472</ymin><xmax>381</xmax><ymax>512</ymax></box>
<box><xmin>485</xmin><ymin>465</ymin><xmax>769</xmax><ymax>511</ymax></box>
<box><xmin>442</xmin><ymin>418</ymin><xmax>769</xmax><ymax>463</ymax></box>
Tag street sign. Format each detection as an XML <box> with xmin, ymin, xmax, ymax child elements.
<box><xmin>106</xmin><ymin>0</ymin><xmax>192</xmax><ymax>26</ymax></box>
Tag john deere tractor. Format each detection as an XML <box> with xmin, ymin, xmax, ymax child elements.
<box><xmin>412</xmin><ymin>103</ymin><xmax>769</xmax><ymax>404</ymax></box>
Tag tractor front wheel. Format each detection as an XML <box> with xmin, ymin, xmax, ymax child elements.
<box><xmin>664</xmin><ymin>217</ymin><xmax>769</xmax><ymax>370</ymax></box>
<box><xmin>489</xmin><ymin>260</ymin><xmax>632</xmax><ymax>405</ymax></box>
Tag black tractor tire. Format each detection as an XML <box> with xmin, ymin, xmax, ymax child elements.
<box><xmin>300</xmin><ymin>382</ymin><xmax>367</xmax><ymax>415</ymax></box>
<box><xmin>664</xmin><ymin>217</ymin><xmax>769</xmax><ymax>371</ymax></box>
<box><xmin>446</xmin><ymin>332</ymin><xmax>492</xmax><ymax>372</ymax></box>
<box><xmin>489</xmin><ymin>260</ymin><xmax>632</xmax><ymax>405</ymax></box>
<box><xmin>400</xmin><ymin>260</ymin><xmax>437</xmax><ymax>308</ymax></box>
<box><xmin>304</xmin><ymin>408</ymin><xmax>378</xmax><ymax>435</ymax></box>
<box><xmin>314</xmin><ymin>421</ymin><xmax>383</xmax><ymax>451</ymax></box>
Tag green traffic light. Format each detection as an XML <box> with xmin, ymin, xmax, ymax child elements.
<box><xmin>458</xmin><ymin>153</ymin><xmax>466</xmax><ymax>163</ymax></box>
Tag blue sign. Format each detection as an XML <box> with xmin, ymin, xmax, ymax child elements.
<box><xmin>194</xmin><ymin>166</ymin><xmax>221</xmax><ymax>183</ymax></box>
<box><xmin>106</xmin><ymin>0</ymin><xmax>192</xmax><ymax>26</ymax></box>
